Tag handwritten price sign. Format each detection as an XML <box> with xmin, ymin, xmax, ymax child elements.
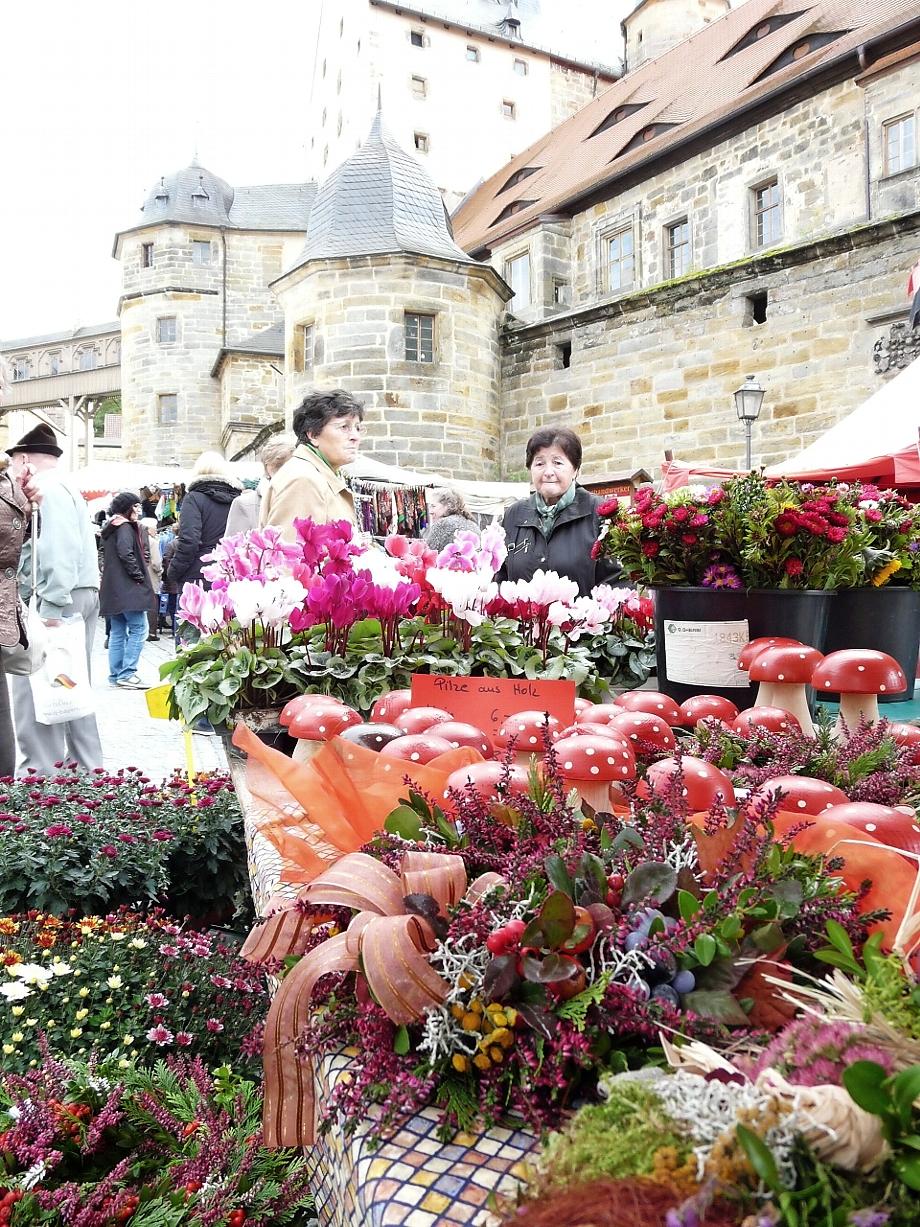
<box><xmin>411</xmin><ymin>674</ymin><xmax>575</xmax><ymax>737</ymax></box>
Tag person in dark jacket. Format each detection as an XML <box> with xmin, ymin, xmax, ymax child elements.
<box><xmin>165</xmin><ymin>452</ymin><xmax>241</xmax><ymax>589</ymax></box>
<box><xmin>99</xmin><ymin>492</ymin><xmax>153</xmax><ymax>690</ymax></box>
<box><xmin>497</xmin><ymin>428</ymin><xmax>619</xmax><ymax>597</ymax></box>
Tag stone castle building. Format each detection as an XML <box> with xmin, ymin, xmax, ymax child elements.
<box><xmin>307</xmin><ymin>0</ymin><xmax>627</xmax><ymax>210</ymax></box>
<box><xmin>2</xmin><ymin>0</ymin><xmax>919</xmax><ymax>482</ymax></box>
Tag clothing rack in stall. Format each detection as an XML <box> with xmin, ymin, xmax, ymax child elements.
<box><xmin>348</xmin><ymin>478</ymin><xmax>430</xmax><ymax>539</ymax></box>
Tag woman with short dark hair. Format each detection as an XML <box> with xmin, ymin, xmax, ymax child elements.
<box><xmin>260</xmin><ymin>390</ymin><xmax>363</xmax><ymax>539</ymax></box>
<box><xmin>99</xmin><ymin>492</ymin><xmax>154</xmax><ymax>690</ymax></box>
<box><xmin>498</xmin><ymin>427</ymin><xmax>619</xmax><ymax>596</ymax></box>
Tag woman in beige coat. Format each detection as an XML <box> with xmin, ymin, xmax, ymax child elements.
<box><xmin>0</xmin><ymin>455</ymin><xmax>39</xmax><ymax>777</ymax></box>
<box><xmin>260</xmin><ymin>390</ymin><xmax>362</xmax><ymax>541</ymax></box>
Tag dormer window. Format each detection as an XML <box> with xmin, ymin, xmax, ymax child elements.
<box><xmin>722</xmin><ymin>11</ymin><xmax>807</xmax><ymax>58</ymax></box>
<box><xmin>589</xmin><ymin>101</ymin><xmax>649</xmax><ymax>139</ymax></box>
<box><xmin>154</xmin><ymin>177</ymin><xmax>169</xmax><ymax>203</ymax></box>
<box><xmin>753</xmin><ymin>31</ymin><xmax>849</xmax><ymax>81</ymax></box>
<box><xmin>191</xmin><ymin>175</ymin><xmax>210</xmax><ymax>208</ymax></box>
<box><xmin>498</xmin><ymin>165</ymin><xmax>540</xmax><ymax>194</ymax></box>
<box><xmin>492</xmin><ymin>198</ymin><xmax>536</xmax><ymax>225</ymax></box>
<box><xmin>617</xmin><ymin>122</ymin><xmax>679</xmax><ymax>156</ymax></box>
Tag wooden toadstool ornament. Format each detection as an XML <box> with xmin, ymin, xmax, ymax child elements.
<box><xmin>337</xmin><ymin>722</ymin><xmax>404</xmax><ymax>751</ymax></box>
<box><xmin>819</xmin><ymin>800</ymin><xmax>920</xmax><ymax>860</ymax></box>
<box><xmin>678</xmin><ymin>694</ymin><xmax>740</xmax><ymax>728</ymax></box>
<box><xmin>494</xmin><ymin>710</ymin><xmax>561</xmax><ymax>767</ymax></box>
<box><xmin>394</xmin><ymin>706</ymin><xmax>453</xmax><ymax>735</ymax></box>
<box><xmin>379</xmin><ymin>732</ymin><xmax>455</xmax><ymax>764</ymax></box>
<box><xmin>434</xmin><ymin>721</ymin><xmax>494</xmax><ymax>757</ymax></box>
<box><xmin>614</xmin><ymin>690</ymin><xmax>684</xmax><ymax>726</ymax></box>
<box><xmin>444</xmin><ymin>759</ymin><xmax>530</xmax><ymax>802</ymax></box>
<box><xmin>641</xmin><ymin>755</ymin><xmax>736</xmax><ymax>810</ymax></box>
<box><xmin>553</xmin><ymin>733</ymin><xmax>636</xmax><ymax>811</ymax></box>
<box><xmin>811</xmin><ymin>650</ymin><xmax>908</xmax><ymax>738</ymax></box>
<box><xmin>748</xmin><ymin>644</ymin><xmax>824</xmax><ymax>737</ymax></box>
<box><xmin>607</xmin><ymin>709</ymin><xmax>677</xmax><ymax>753</ymax></box>
<box><xmin>280</xmin><ymin>692</ymin><xmax>347</xmax><ymax>727</ymax></box>
<box><xmin>749</xmin><ymin>775</ymin><xmax>849</xmax><ymax>816</ymax></box>
<box><xmin>289</xmin><ymin>702</ymin><xmax>361</xmax><ymax>761</ymax></box>
<box><xmin>736</xmin><ymin>637</ymin><xmax>803</xmax><ymax>706</ymax></box>
<box><xmin>732</xmin><ymin>706</ymin><xmax>802</xmax><ymax>737</ymax></box>
<box><xmin>370</xmin><ymin>689</ymin><xmax>414</xmax><ymax>724</ymax></box>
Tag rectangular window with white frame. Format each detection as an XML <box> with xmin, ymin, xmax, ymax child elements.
<box><xmin>466</xmin><ymin>45</ymin><xmax>480</xmax><ymax>61</ymax></box>
<box><xmin>665</xmin><ymin>218</ymin><xmax>691</xmax><ymax>279</ymax></box>
<box><xmin>604</xmin><ymin>225</ymin><xmax>635</xmax><ymax>293</ymax></box>
<box><xmin>404</xmin><ymin>312</ymin><xmax>435</xmax><ymax>363</ymax></box>
<box><xmin>301</xmin><ymin>322</ymin><xmax>315</xmax><ymax>371</ymax></box>
<box><xmin>192</xmin><ymin>240</ymin><xmax>212</xmax><ymax>265</ymax></box>
<box><xmin>504</xmin><ymin>250</ymin><xmax>532</xmax><ymax>310</ymax></box>
<box><xmin>751</xmin><ymin>178</ymin><xmax>782</xmax><ymax>248</ymax></box>
<box><xmin>156</xmin><ymin>316</ymin><xmax>177</xmax><ymax>344</ymax></box>
<box><xmin>11</xmin><ymin>357</ymin><xmax>29</xmax><ymax>381</ymax></box>
<box><xmin>884</xmin><ymin>114</ymin><xmax>917</xmax><ymax>175</ymax></box>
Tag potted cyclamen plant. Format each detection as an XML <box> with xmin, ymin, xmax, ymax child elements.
<box><xmin>595</xmin><ymin>473</ymin><xmax>871</xmax><ymax>705</ymax></box>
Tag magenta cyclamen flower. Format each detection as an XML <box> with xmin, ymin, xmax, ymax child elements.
<box><xmin>701</xmin><ymin>562</ymin><xmax>743</xmax><ymax>589</ymax></box>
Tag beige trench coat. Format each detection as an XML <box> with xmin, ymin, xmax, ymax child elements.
<box><xmin>259</xmin><ymin>445</ymin><xmax>356</xmax><ymax>541</ymax></box>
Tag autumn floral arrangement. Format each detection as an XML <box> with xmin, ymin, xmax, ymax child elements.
<box><xmin>163</xmin><ymin>519</ymin><xmax>655</xmax><ymax>727</ymax></box>
<box><xmin>0</xmin><ymin>767</ymin><xmax>249</xmax><ymax>924</ymax></box>
<box><xmin>249</xmin><ymin>745</ymin><xmax>882</xmax><ymax>1164</ymax></box>
<box><xmin>594</xmin><ymin>473</ymin><xmax>920</xmax><ymax>590</ymax></box>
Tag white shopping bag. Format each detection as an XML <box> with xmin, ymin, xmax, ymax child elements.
<box><xmin>28</xmin><ymin>614</ymin><xmax>95</xmax><ymax>725</ymax></box>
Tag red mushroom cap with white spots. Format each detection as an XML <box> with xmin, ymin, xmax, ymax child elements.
<box><xmin>573</xmin><ymin>697</ymin><xmax>593</xmax><ymax>717</ymax></box>
<box><xmin>280</xmin><ymin>693</ymin><xmax>347</xmax><ymax>728</ymax></box>
<box><xmin>337</xmin><ymin>722</ymin><xmax>404</xmax><ymax>751</ymax></box>
<box><xmin>494</xmin><ymin>711</ymin><xmax>561</xmax><ymax>751</ymax></box>
<box><xmin>750</xmin><ymin>775</ymin><xmax>848</xmax><ymax>816</ymax></box>
<box><xmin>379</xmin><ymin>733</ymin><xmax>455</xmax><ymax>764</ymax></box>
<box><xmin>559</xmin><ymin>721</ymin><xmax>632</xmax><ymax>746</ymax></box>
<box><xmin>444</xmin><ymin>760</ymin><xmax>530</xmax><ymax>800</ymax></box>
<box><xmin>581</xmin><ymin>703</ymin><xmax>623</xmax><ymax>725</ymax></box>
<box><xmin>642</xmin><ymin>755</ymin><xmax>736</xmax><ymax>810</ymax></box>
<box><xmin>748</xmin><ymin>644</ymin><xmax>824</xmax><ymax>686</ymax></box>
<box><xmin>607</xmin><ymin>710</ymin><xmax>677</xmax><ymax>752</ymax></box>
<box><xmin>370</xmin><ymin>689</ymin><xmax>414</xmax><ymax>723</ymax></box>
<box><xmin>678</xmin><ymin>695</ymin><xmax>740</xmax><ymax>727</ymax></box>
<box><xmin>614</xmin><ymin>690</ymin><xmax>685</xmax><ymax>725</ymax></box>
<box><xmin>394</xmin><ymin>706</ymin><xmax>454</xmax><ymax>735</ymax></box>
<box><xmin>433</xmin><ymin>721</ymin><xmax>494</xmax><ymax>757</ymax></box>
<box><xmin>736</xmin><ymin>637</ymin><xmax>802</xmax><ymax>673</ymax></box>
<box><xmin>811</xmin><ymin>650</ymin><xmax>908</xmax><ymax>696</ymax></box>
<box><xmin>888</xmin><ymin>722</ymin><xmax>920</xmax><ymax>748</ymax></box>
<box><xmin>819</xmin><ymin>801</ymin><xmax>920</xmax><ymax>858</ymax></box>
<box><xmin>732</xmin><ymin>706</ymin><xmax>802</xmax><ymax>736</ymax></box>
<box><xmin>288</xmin><ymin>704</ymin><xmax>361</xmax><ymax>740</ymax></box>
<box><xmin>553</xmin><ymin>734</ymin><xmax>636</xmax><ymax>782</ymax></box>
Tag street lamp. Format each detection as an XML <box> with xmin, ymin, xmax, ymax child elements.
<box><xmin>734</xmin><ymin>374</ymin><xmax>765</xmax><ymax>471</ymax></box>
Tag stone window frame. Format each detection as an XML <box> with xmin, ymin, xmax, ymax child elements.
<box><xmin>410</xmin><ymin>75</ymin><xmax>428</xmax><ymax>100</ymax></box>
<box><xmin>47</xmin><ymin>351</ymin><xmax>62</xmax><ymax>376</ymax></box>
<box><xmin>513</xmin><ymin>57</ymin><xmax>528</xmax><ymax>76</ymax></box>
<box><xmin>414</xmin><ymin>131</ymin><xmax>430</xmax><ymax>153</ymax></box>
<box><xmin>292</xmin><ymin>321</ymin><xmax>316</xmax><ymax>373</ymax></box>
<box><xmin>748</xmin><ymin>174</ymin><xmax>783</xmax><ymax>251</ymax></box>
<box><xmin>141</xmin><ymin>242</ymin><xmax>154</xmax><ymax>268</ymax></box>
<box><xmin>409</xmin><ymin>28</ymin><xmax>426</xmax><ymax>47</ymax></box>
<box><xmin>191</xmin><ymin>238</ymin><xmax>213</xmax><ymax>266</ymax></box>
<box><xmin>157</xmin><ymin>393</ymin><xmax>179</xmax><ymax>426</ymax></box>
<box><xmin>466</xmin><ymin>44</ymin><xmax>480</xmax><ymax>62</ymax></box>
<box><xmin>663</xmin><ymin>215</ymin><xmax>691</xmax><ymax>280</ymax></box>
<box><xmin>595</xmin><ymin>210</ymin><xmax>639</xmax><ymax>297</ymax></box>
<box><xmin>503</xmin><ymin>246</ymin><xmax>533</xmax><ymax>311</ymax></box>
<box><xmin>404</xmin><ymin>311</ymin><xmax>437</xmax><ymax>364</ymax></box>
<box><xmin>882</xmin><ymin>111</ymin><xmax>917</xmax><ymax>177</ymax></box>
<box><xmin>502</xmin><ymin>99</ymin><xmax>517</xmax><ymax>120</ymax></box>
<box><xmin>76</xmin><ymin>346</ymin><xmax>97</xmax><ymax>372</ymax></box>
<box><xmin>156</xmin><ymin>316</ymin><xmax>178</xmax><ymax>345</ymax></box>
<box><xmin>10</xmin><ymin>356</ymin><xmax>30</xmax><ymax>382</ymax></box>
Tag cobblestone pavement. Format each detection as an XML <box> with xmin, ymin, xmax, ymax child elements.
<box><xmin>10</xmin><ymin>625</ymin><xmax>229</xmax><ymax>782</ymax></box>
<box><xmin>89</xmin><ymin>628</ymin><xmax>228</xmax><ymax>781</ymax></box>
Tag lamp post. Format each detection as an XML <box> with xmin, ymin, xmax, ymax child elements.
<box><xmin>734</xmin><ymin>375</ymin><xmax>765</xmax><ymax>471</ymax></box>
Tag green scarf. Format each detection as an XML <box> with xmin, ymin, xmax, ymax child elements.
<box><xmin>304</xmin><ymin>441</ymin><xmax>337</xmax><ymax>473</ymax></box>
<box><xmin>533</xmin><ymin>482</ymin><xmax>577</xmax><ymax>538</ymax></box>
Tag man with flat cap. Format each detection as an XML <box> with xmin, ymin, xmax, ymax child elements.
<box><xmin>6</xmin><ymin>424</ymin><xmax>103</xmax><ymax>775</ymax></box>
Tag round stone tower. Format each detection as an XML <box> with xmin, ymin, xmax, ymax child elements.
<box><xmin>623</xmin><ymin>0</ymin><xmax>731</xmax><ymax>70</ymax></box>
<box><xmin>113</xmin><ymin>162</ymin><xmax>234</xmax><ymax>463</ymax></box>
<box><xmin>273</xmin><ymin>111</ymin><xmax>512</xmax><ymax>480</ymax></box>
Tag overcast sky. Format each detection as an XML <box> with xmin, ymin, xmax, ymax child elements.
<box><xmin>0</xmin><ymin>1</ymin><xmax>320</xmax><ymax>341</ymax></box>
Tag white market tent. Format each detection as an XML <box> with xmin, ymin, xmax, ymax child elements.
<box><xmin>765</xmin><ymin>355</ymin><xmax>920</xmax><ymax>485</ymax></box>
<box><xmin>343</xmin><ymin>456</ymin><xmax>530</xmax><ymax>517</ymax></box>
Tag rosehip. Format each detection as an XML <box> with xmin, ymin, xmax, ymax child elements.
<box><xmin>503</xmin><ymin>918</ymin><xmax>526</xmax><ymax>946</ymax></box>
<box><xmin>486</xmin><ymin>930</ymin><xmax>508</xmax><ymax>955</ymax></box>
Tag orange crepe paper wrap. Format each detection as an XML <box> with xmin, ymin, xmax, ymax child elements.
<box><xmin>231</xmin><ymin>720</ymin><xmax>483</xmax><ymax>888</ymax></box>
<box><xmin>691</xmin><ymin>808</ymin><xmax>919</xmax><ymax>947</ymax></box>
<box><xmin>242</xmin><ymin>849</ymin><xmax>504</xmax><ymax>1148</ymax></box>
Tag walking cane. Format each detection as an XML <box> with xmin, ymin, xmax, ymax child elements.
<box><xmin>29</xmin><ymin>504</ymin><xmax>39</xmax><ymax>600</ymax></box>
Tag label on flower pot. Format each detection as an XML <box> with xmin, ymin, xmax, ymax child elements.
<box><xmin>663</xmin><ymin>619</ymin><xmax>750</xmax><ymax>687</ymax></box>
<box><xmin>411</xmin><ymin>674</ymin><xmax>575</xmax><ymax>736</ymax></box>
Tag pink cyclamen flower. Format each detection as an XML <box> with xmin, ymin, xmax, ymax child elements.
<box><xmin>146</xmin><ymin>1024</ymin><xmax>174</xmax><ymax>1046</ymax></box>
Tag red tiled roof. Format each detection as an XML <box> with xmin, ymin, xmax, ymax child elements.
<box><xmin>453</xmin><ymin>0</ymin><xmax>920</xmax><ymax>254</ymax></box>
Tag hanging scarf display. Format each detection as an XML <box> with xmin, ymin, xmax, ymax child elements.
<box><xmin>347</xmin><ymin>479</ymin><xmax>430</xmax><ymax>539</ymax></box>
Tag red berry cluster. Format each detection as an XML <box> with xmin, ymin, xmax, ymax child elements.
<box><xmin>0</xmin><ymin>1190</ymin><xmax>23</xmax><ymax>1226</ymax></box>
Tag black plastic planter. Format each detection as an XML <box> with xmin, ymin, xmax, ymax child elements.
<box><xmin>823</xmin><ymin>587</ymin><xmax>920</xmax><ymax>702</ymax></box>
<box><xmin>653</xmin><ymin>586</ymin><xmax>834</xmax><ymax>706</ymax></box>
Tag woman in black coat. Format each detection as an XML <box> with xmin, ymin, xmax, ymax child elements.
<box><xmin>165</xmin><ymin>452</ymin><xmax>241</xmax><ymax>590</ymax></box>
<box><xmin>99</xmin><ymin>492</ymin><xmax>153</xmax><ymax>690</ymax></box>
<box><xmin>497</xmin><ymin>428</ymin><xmax>619</xmax><ymax>597</ymax></box>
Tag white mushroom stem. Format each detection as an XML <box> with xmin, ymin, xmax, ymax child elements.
<box><xmin>572</xmin><ymin>780</ymin><xmax>612</xmax><ymax>812</ymax></box>
<box><xmin>292</xmin><ymin>739</ymin><xmax>322</xmax><ymax>764</ymax></box>
<box><xmin>754</xmin><ymin>681</ymin><xmax>774</xmax><ymax>707</ymax></box>
<box><xmin>837</xmin><ymin>693</ymin><xmax>880</xmax><ymax>739</ymax></box>
<box><xmin>769</xmin><ymin>683</ymin><xmax>815</xmax><ymax>737</ymax></box>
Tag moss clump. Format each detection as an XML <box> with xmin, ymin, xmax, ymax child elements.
<box><xmin>862</xmin><ymin>953</ymin><xmax>920</xmax><ymax>1042</ymax></box>
<box><xmin>541</xmin><ymin>1079</ymin><xmax>694</xmax><ymax>1190</ymax></box>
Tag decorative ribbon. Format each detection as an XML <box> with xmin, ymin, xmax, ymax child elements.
<box><xmin>242</xmin><ymin>850</ymin><xmax>503</xmax><ymax>1147</ymax></box>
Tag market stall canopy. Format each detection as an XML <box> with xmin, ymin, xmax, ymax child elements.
<box><xmin>662</xmin><ymin>356</ymin><xmax>920</xmax><ymax>491</ymax></box>
<box><xmin>69</xmin><ymin>460</ymin><xmax>262</xmax><ymax>501</ymax></box>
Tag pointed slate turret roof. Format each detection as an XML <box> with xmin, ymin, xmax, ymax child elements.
<box><xmin>297</xmin><ymin>111</ymin><xmax>475</xmax><ymax>266</ymax></box>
